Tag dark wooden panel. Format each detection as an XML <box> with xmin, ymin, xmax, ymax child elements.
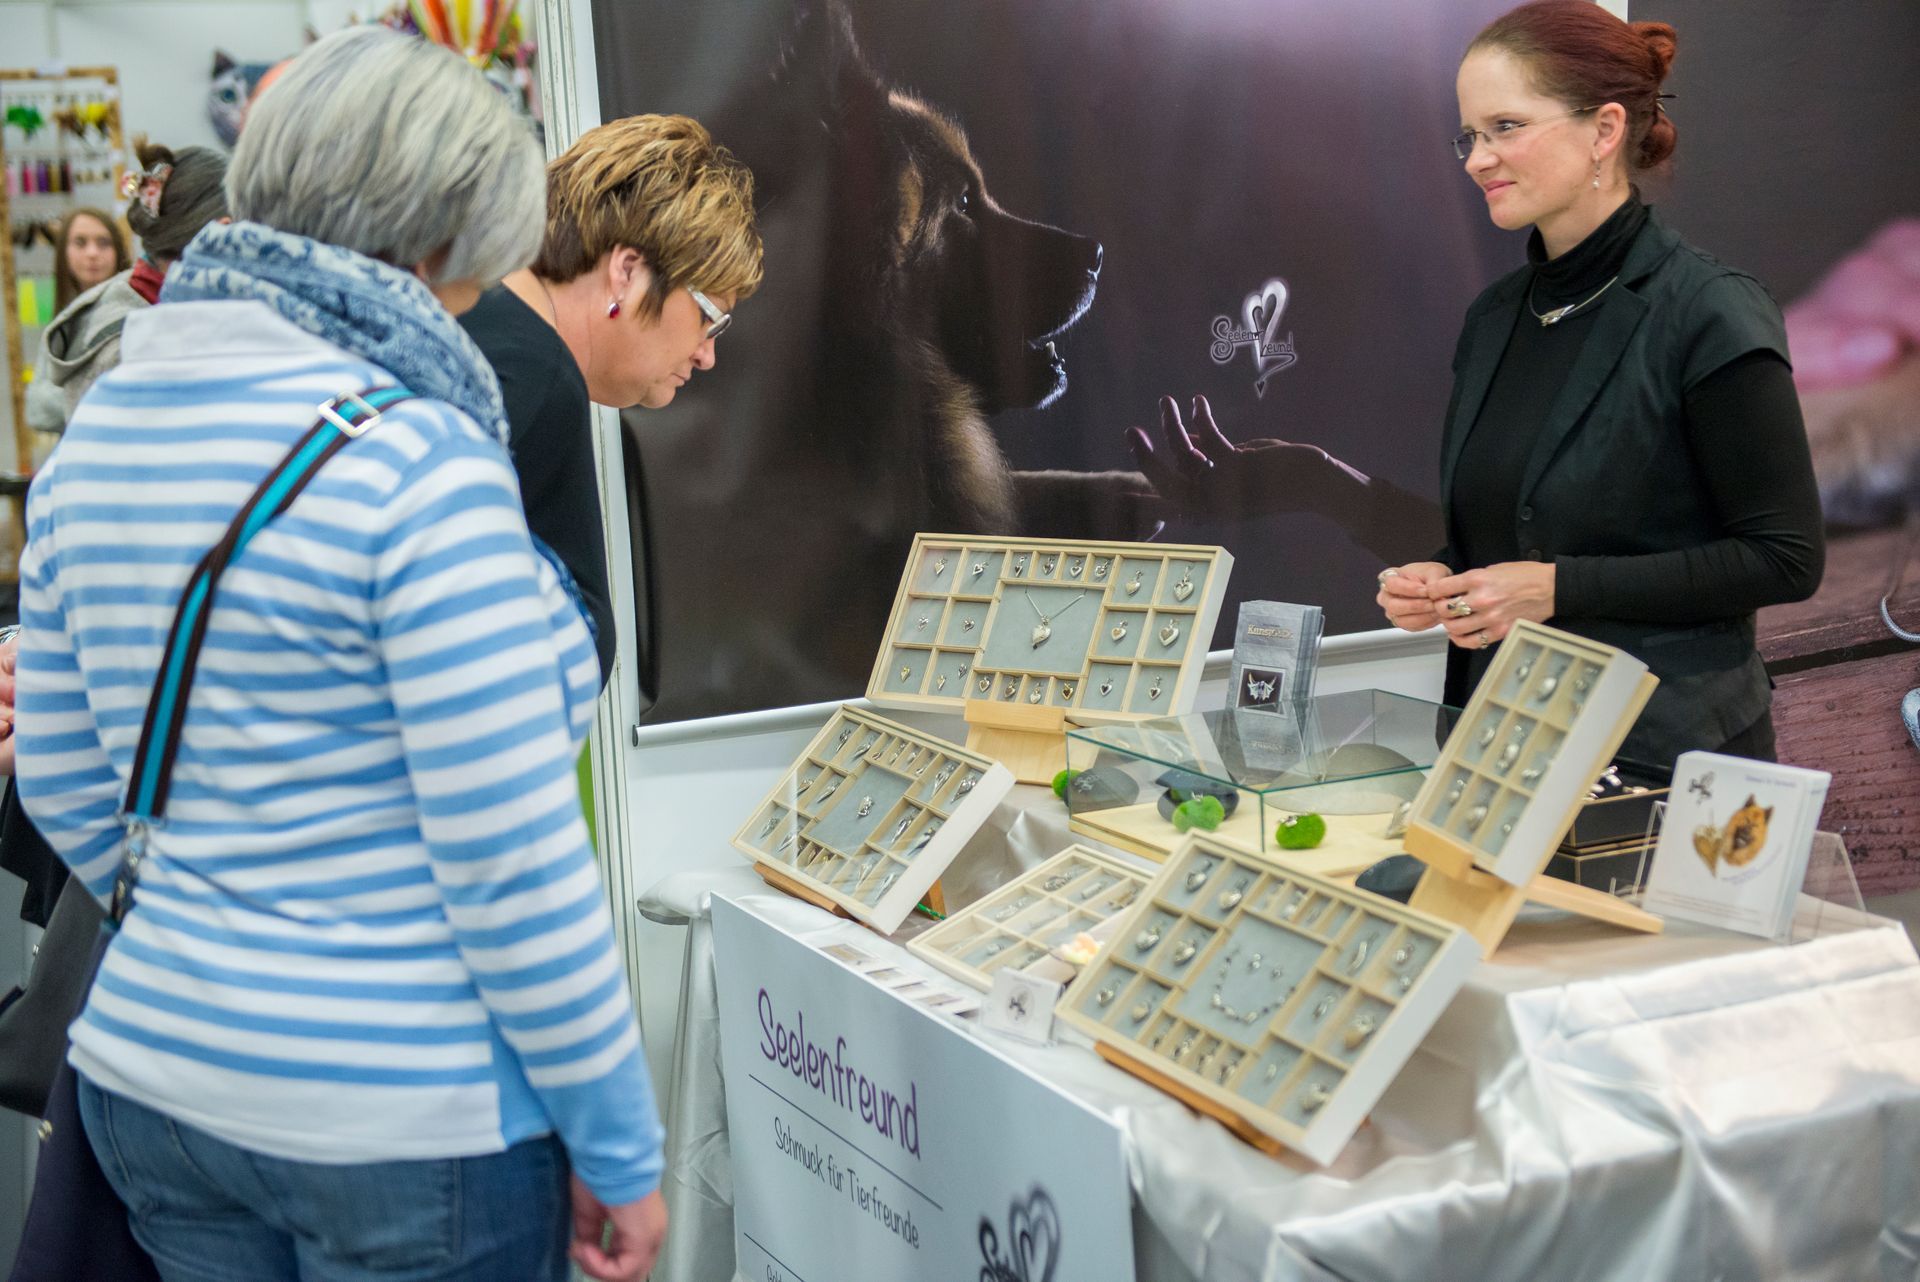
<box><xmin>1760</xmin><ymin>525</ymin><xmax>1920</xmax><ymax>673</ymax></box>
<box><xmin>1771</xmin><ymin>649</ymin><xmax>1920</xmax><ymax>898</ymax></box>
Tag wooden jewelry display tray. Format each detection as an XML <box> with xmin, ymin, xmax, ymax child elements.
<box><xmin>866</xmin><ymin>534</ymin><xmax>1233</xmax><ymax>725</ymax></box>
<box><xmin>907</xmin><ymin>845</ymin><xmax>1154</xmax><ymax>991</ymax></box>
<box><xmin>731</xmin><ymin>706</ymin><xmax>1014</xmax><ymax>934</ymax></box>
<box><xmin>1404</xmin><ymin>620</ymin><xmax>1662</xmax><ymax>951</ymax></box>
<box><xmin>1058</xmin><ymin>834</ymin><xmax>1479</xmax><ymax>1164</ymax></box>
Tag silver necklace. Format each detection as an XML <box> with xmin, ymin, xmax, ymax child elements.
<box><xmin>1527</xmin><ymin>273</ymin><xmax>1618</xmax><ymax>327</ymax></box>
<box><xmin>1022</xmin><ymin>589</ymin><xmax>1087</xmax><ymax>649</ymax></box>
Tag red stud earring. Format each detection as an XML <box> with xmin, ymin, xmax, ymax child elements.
<box><xmin>607</xmin><ymin>299</ymin><xmax>621</xmax><ymax>319</ymax></box>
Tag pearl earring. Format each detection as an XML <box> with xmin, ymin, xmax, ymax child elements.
<box><xmin>607</xmin><ymin>299</ymin><xmax>621</xmax><ymax>319</ymax></box>
<box><xmin>1592</xmin><ymin>160</ymin><xmax>1601</xmax><ymax>189</ymax></box>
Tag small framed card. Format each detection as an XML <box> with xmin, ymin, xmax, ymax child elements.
<box><xmin>1641</xmin><ymin>752</ymin><xmax>1831</xmax><ymax>940</ymax></box>
<box><xmin>1229</xmin><ymin>601</ymin><xmax>1323</xmax><ymax>713</ymax></box>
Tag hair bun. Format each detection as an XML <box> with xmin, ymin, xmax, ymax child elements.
<box><xmin>1630</xmin><ymin>20</ymin><xmax>1677</xmax><ymax>81</ymax></box>
<box><xmin>132</xmin><ymin>134</ymin><xmax>178</xmax><ymax>173</ymax></box>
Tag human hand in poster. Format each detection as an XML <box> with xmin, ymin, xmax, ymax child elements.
<box><xmin>1784</xmin><ymin>217</ymin><xmax>1920</xmax><ymax>526</ymax></box>
<box><xmin>1125</xmin><ymin>394</ymin><xmax>1371</xmax><ymax>519</ymax></box>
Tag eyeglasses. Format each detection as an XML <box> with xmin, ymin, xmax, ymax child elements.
<box><xmin>688</xmin><ymin>288</ymin><xmax>732</xmax><ymax>340</ymax></box>
<box><xmin>1452</xmin><ymin>105</ymin><xmax>1598</xmax><ymax>161</ymax></box>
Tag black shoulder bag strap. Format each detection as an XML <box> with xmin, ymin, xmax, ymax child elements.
<box><xmin>109</xmin><ymin>385</ymin><xmax>417</xmax><ymax>926</ymax></box>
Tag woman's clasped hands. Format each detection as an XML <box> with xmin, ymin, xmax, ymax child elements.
<box><xmin>1376</xmin><ymin>560</ymin><xmax>1556</xmax><ymax>649</ymax></box>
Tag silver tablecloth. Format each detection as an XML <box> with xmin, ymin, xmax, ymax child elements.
<box><xmin>639</xmin><ymin>786</ymin><xmax>1920</xmax><ymax>1282</ymax></box>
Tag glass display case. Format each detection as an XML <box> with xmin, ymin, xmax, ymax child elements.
<box><xmin>1063</xmin><ymin>689</ymin><xmax>1460</xmax><ymax>872</ymax></box>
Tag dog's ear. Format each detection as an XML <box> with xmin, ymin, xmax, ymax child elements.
<box><xmin>773</xmin><ymin>0</ymin><xmax>887</xmax><ymax>132</ymax></box>
<box><xmin>212</xmin><ymin>50</ymin><xmax>235</xmax><ymax>76</ymax></box>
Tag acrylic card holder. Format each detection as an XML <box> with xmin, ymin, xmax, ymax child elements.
<box><xmin>731</xmin><ymin>705</ymin><xmax>1015</xmax><ymax>934</ymax></box>
<box><xmin>907</xmin><ymin>845</ymin><xmax>1154</xmax><ymax>992</ymax></box>
<box><xmin>1403</xmin><ymin>620</ymin><xmax>1662</xmax><ymax>952</ymax></box>
<box><xmin>1058</xmin><ymin>833</ymin><xmax>1479</xmax><ymax>1164</ymax></box>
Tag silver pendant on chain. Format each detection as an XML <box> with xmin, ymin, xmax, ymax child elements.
<box><xmin>1172</xmin><ymin>565</ymin><xmax>1195</xmax><ymax>602</ymax></box>
<box><xmin>1158</xmin><ymin>621</ymin><xmax>1181</xmax><ymax>648</ymax></box>
<box><xmin>1125</xmin><ymin>571</ymin><xmax>1143</xmax><ymax>596</ymax></box>
<box><xmin>1110</xmin><ymin>620</ymin><xmax>1128</xmax><ymax>643</ymax></box>
<box><xmin>932</xmin><ymin>556</ymin><xmax>947</xmax><ymax>576</ymax></box>
<box><xmin>1032</xmin><ymin>620</ymin><xmax>1051</xmax><ymax>648</ymax></box>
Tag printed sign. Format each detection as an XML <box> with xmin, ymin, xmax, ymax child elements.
<box><xmin>713</xmin><ymin>896</ymin><xmax>1135</xmax><ymax>1282</ymax></box>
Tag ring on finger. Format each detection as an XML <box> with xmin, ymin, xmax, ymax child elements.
<box><xmin>1475</xmin><ymin>629</ymin><xmax>1493</xmax><ymax>649</ymax></box>
<box><xmin>1377</xmin><ymin>567</ymin><xmax>1401</xmax><ymax>586</ymax></box>
<box><xmin>1444</xmin><ymin>595</ymin><xmax>1474</xmax><ymax>619</ymax></box>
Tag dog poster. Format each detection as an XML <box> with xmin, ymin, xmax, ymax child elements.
<box><xmin>571</xmin><ymin>0</ymin><xmax>1920</xmax><ymax>726</ymax></box>
<box><xmin>589</xmin><ymin>0</ymin><xmax>1574</xmax><ymax>719</ymax></box>
<box><xmin>1642</xmin><ymin>751</ymin><xmax>1831</xmax><ymax>939</ymax></box>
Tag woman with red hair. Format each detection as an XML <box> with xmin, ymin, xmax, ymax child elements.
<box><xmin>1150</xmin><ymin>1</ymin><xmax>1825</xmax><ymax>776</ymax></box>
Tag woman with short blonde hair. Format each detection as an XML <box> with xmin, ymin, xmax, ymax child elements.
<box><xmin>459</xmin><ymin>112</ymin><xmax>764</xmax><ymax>683</ymax></box>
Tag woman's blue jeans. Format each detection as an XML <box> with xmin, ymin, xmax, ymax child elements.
<box><xmin>76</xmin><ymin>1076</ymin><xmax>570</xmax><ymax>1282</ymax></box>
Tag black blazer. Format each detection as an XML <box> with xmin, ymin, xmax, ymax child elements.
<box><xmin>1438</xmin><ymin>208</ymin><xmax>1797</xmax><ymax>773</ymax></box>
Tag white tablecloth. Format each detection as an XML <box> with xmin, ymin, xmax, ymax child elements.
<box><xmin>638</xmin><ymin>786</ymin><xmax>1920</xmax><ymax>1282</ymax></box>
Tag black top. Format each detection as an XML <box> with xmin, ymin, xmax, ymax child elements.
<box><xmin>459</xmin><ymin>286</ymin><xmax>616</xmax><ymax>687</ymax></box>
<box><xmin>1437</xmin><ymin>203</ymin><xmax>1824</xmax><ymax>771</ymax></box>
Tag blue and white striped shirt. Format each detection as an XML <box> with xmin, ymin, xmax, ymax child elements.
<box><xmin>15</xmin><ymin>300</ymin><xmax>662</xmax><ymax>1204</ymax></box>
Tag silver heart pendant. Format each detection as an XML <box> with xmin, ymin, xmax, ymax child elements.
<box><xmin>1031</xmin><ymin>622</ymin><xmax>1051</xmax><ymax>648</ymax></box>
<box><xmin>1173</xmin><ymin>578</ymin><xmax>1195</xmax><ymax>603</ymax></box>
<box><xmin>1110</xmin><ymin>623</ymin><xmax>1128</xmax><ymax>642</ymax></box>
<box><xmin>1159</xmin><ymin>622</ymin><xmax>1180</xmax><ymax>647</ymax></box>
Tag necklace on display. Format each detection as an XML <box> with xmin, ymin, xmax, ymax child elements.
<box><xmin>1023</xmin><ymin>589</ymin><xmax>1088</xmax><ymax>649</ymax></box>
<box><xmin>1208</xmin><ymin>948</ymin><xmax>1293</xmax><ymax>1026</ymax></box>
<box><xmin>1527</xmin><ymin>273</ymin><xmax>1619</xmax><ymax>327</ymax></box>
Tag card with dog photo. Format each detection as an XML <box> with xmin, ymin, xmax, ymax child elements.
<box><xmin>1642</xmin><ymin>752</ymin><xmax>1831</xmax><ymax>940</ymax></box>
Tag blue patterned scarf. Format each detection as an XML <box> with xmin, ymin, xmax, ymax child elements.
<box><xmin>162</xmin><ymin>221</ymin><xmax>510</xmax><ymax>448</ymax></box>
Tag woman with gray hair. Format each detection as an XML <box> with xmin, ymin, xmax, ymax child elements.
<box><xmin>13</xmin><ymin>25</ymin><xmax>665</xmax><ymax>1282</ymax></box>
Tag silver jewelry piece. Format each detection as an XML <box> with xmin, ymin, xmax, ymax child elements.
<box><xmin>1042</xmin><ymin>556</ymin><xmax>1057</xmax><ymax>574</ymax></box>
<box><xmin>1344</xmin><ymin>1014</ymin><xmax>1378</xmax><ymax>1051</ymax></box>
<box><xmin>1098</xmin><ymin>679</ymin><xmax>1114</xmax><ymax>696</ymax></box>
<box><xmin>1172</xmin><ymin>565</ymin><xmax>1195</xmax><ymax>602</ymax></box>
<box><xmin>1171</xmin><ymin>939</ymin><xmax>1197</xmax><ymax>965</ymax></box>
<box><xmin>1521</xmin><ymin>766</ymin><xmax>1543</xmax><ymax>787</ymax></box>
<box><xmin>1148</xmin><ymin>678</ymin><xmax>1164</xmax><ymax>701</ymax></box>
<box><xmin>935</xmin><ymin>673</ymin><xmax>947</xmax><ymax>691</ymax></box>
<box><xmin>1125</xmin><ymin>571</ymin><xmax>1144</xmax><ymax>596</ymax></box>
<box><xmin>1535</xmin><ymin>674</ymin><xmax>1560</xmax><ymax>701</ymax></box>
<box><xmin>962</xmin><ymin>618</ymin><xmax>976</xmax><ymax>632</ymax></box>
<box><xmin>915</xmin><ymin>614</ymin><xmax>929</xmax><ymax>631</ymax></box>
<box><xmin>932</xmin><ymin>556</ymin><xmax>947</xmax><ymax>576</ymax></box>
<box><xmin>971</xmin><ymin>560</ymin><xmax>986</xmax><ymax>578</ymax></box>
<box><xmin>898</xmin><ymin>664</ymin><xmax>912</xmax><ymax>681</ymax></box>
<box><xmin>855</xmin><ymin>796</ymin><xmax>874</xmax><ymax>818</ymax></box>
<box><xmin>1218</xmin><ymin>887</ymin><xmax>1245</xmax><ymax>912</ymax></box>
<box><xmin>1130</xmin><ymin>1002</ymin><xmax>1150</xmax><ymax>1023</ymax></box>
<box><xmin>1027</xmin><ymin>686</ymin><xmax>1044</xmax><ymax>703</ymax></box>
<box><xmin>1096</xmin><ymin>987</ymin><xmax>1115</xmax><ymax>1006</ymax></box>
<box><xmin>889</xmin><ymin>815</ymin><xmax>911</xmax><ymax>842</ymax></box>
<box><xmin>1158</xmin><ymin>621</ymin><xmax>1180</xmax><ymax>648</ymax></box>
<box><xmin>1464</xmin><ymin>804</ymin><xmax>1488</xmax><ymax>829</ymax></box>
<box><xmin>760</xmin><ymin>812</ymin><xmax>781</xmax><ymax>838</ymax></box>
<box><xmin>1061</xmin><ymin>683</ymin><xmax>1076</xmax><ymax>699</ymax></box>
<box><xmin>1044</xmin><ymin>874</ymin><xmax>1071</xmax><ymax>891</ymax></box>
<box><xmin>1281</xmin><ymin>888</ymin><xmax>1308</xmax><ymax>920</ymax></box>
<box><xmin>1346</xmin><ymin>937</ymin><xmax>1372</xmax><ymax>975</ymax></box>
<box><xmin>1003</xmin><ymin>680</ymin><xmax>1019</xmax><ymax>699</ymax></box>
<box><xmin>1478</xmin><ymin>725</ymin><xmax>1498</xmax><ymax>748</ymax></box>
<box><xmin>1110</xmin><ymin>620</ymin><xmax>1129</xmax><ymax>642</ymax></box>
<box><xmin>1185</xmin><ymin>862</ymin><xmax>1214</xmax><ymax>892</ymax></box>
<box><xmin>835</xmin><ymin>726</ymin><xmax>855</xmax><ymax>750</ymax></box>
<box><xmin>1245</xmin><ymin>673</ymin><xmax>1276</xmax><ymax>702</ymax></box>
<box><xmin>1069</xmin><ymin>557</ymin><xmax>1083</xmax><ymax>575</ymax></box>
<box><xmin>814</xmin><ymin>778</ymin><xmax>842</xmax><ymax>805</ymax></box>
<box><xmin>1301</xmin><ymin>1082</ymin><xmax>1331</xmax><ymax>1113</ymax></box>
<box><xmin>977</xmin><ymin>675</ymin><xmax>992</xmax><ymax>693</ymax></box>
<box><xmin>1391</xmin><ymin>943</ymin><xmax>1414</xmax><ymax>969</ymax></box>
<box><xmin>1094</xmin><ymin>559</ymin><xmax>1110</xmax><ymax>580</ymax></box>
<box><xmin>1135</xmin><ymin>926</ymin><xmax>1162</xmax><ymax>952</ymax></box>
<box><xmin>958</xmin><ymin>773</ymin><xmax>980</xmax><ymax>795</ymax></box>
<box><xmin>1312</xmin><ymin>993</ymin><xmax>1336</xmax><ymax>1021</ymax></box>
<box><xmin>1012</xmin><ymin>556</ymin><xmax>1027</xmax><ymax>576</ymax></box>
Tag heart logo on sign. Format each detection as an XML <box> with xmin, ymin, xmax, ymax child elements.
<box><xmin>979</xmin><ymin>1187</ymin><xmax>1063</xmax><ymax>1282</ymax></box>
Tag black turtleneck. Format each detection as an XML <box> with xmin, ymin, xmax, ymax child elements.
<box><xmin>1454</xmin><ymin>193</ymin><xmax>1648</xmax><ymax>572</ymax></box>
<box><xmin>1450</xmin><ymin>192</ymin><xmax>1822</xmax><ymax>697</ymax></box>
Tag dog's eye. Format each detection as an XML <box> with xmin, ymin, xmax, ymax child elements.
<box><xmin>956</xmin><ymin>188</ymin><xmax>971</xmax><ymax>215</ymax></box>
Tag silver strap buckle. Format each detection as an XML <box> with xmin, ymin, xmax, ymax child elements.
<box><xmin>318</xmin><ymin>391</ymin><xmax>385</xmax><ymax>438</ymax></box>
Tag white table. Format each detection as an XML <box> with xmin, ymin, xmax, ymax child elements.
<box><xmin>638</xmin><ymin>786</ymin><xmax>1920</xmax><ymax>1282</ymax></box>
